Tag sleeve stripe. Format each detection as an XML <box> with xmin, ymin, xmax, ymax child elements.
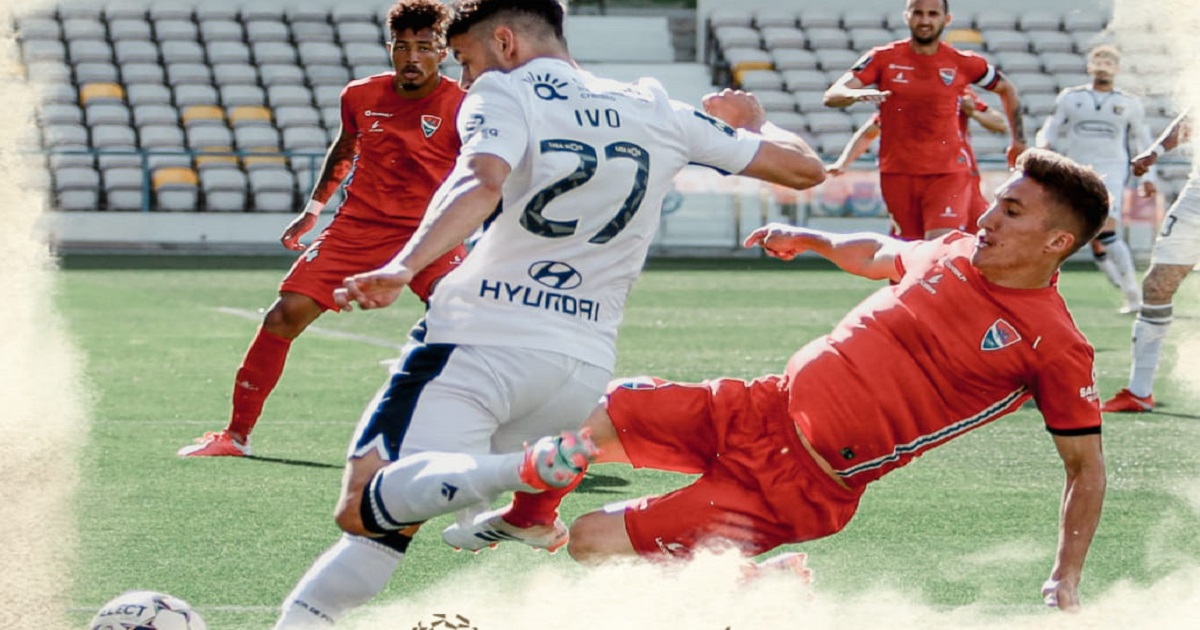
<box><xmin>975</xmin><ymin>64</ymin><xmax>1000</xmax><ymax>90</ymax></box>
<box><xmin>1046</xmin><ymin>425</ymin><xmax>1102</xmax><ymax>437</ymax></box>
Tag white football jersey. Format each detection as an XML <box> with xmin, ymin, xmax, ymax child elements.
<box><xmin>423</xmin><ymin>58</ymin><xmax>762</xmax><ymax>370</ymax></box>
<box><xmin>1038</xmin><ymin>85</ymin><xmax>1155</xmax><ymax>176</ymax></box>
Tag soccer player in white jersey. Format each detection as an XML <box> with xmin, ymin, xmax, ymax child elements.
<box><xmin>272</xmin><ymin>0</ymin><xmax>827</xmax><ymax>626</ymax></box>
<box><xmin>1036</xmin><ymin>45</ymin><xmax>1158</xmax><ymax>313</ymax></box>
<box><xmin>1102</xmin><ymin>110</ymin><xmax>1199</xmax><ymax>412</ymax></box>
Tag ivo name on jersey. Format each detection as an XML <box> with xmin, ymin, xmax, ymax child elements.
<box><xmin>574</xmin><ymin>108</ymin><xmax>622</xmax><ymax>128</ymax></box>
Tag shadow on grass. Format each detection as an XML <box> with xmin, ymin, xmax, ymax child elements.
<box><xmin>577</xmin><ymin>472</ymin><xmax>632</xmax><ymax>494</ymax></box>
<box><xmin>246</xmin><ymin>455</ymin><xmax>343</xmax><ymax>469</ymax></box>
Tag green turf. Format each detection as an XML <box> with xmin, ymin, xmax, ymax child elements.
<box><xmin>57</xmin><ymin>259</ymin><xmax>1200</xmax><ymax>627</ymax></box>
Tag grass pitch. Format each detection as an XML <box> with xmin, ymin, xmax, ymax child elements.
<box><xmin>57</xmin><ymin>257</ymin><xmax>1200</xmax><ymax>628</ymax></box>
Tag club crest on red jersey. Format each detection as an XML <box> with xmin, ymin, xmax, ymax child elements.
<box><xmin>939</xmin><ymin>67</ymin><xmax>957</xmax><ymax>85</ymax></box>
<box><xmin>981</xmin><ymin>319</ymin><xmax>1021</xmax><ymax>351</ymax></box>
<box><xmin>420</xmin><ymin>115</ymin><xmax>442</xmax><ymax>138</ymax></box>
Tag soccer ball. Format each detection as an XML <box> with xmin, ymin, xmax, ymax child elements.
<box><xmin>89</xmin><ymin>590</ymin><xmax>206</xmax><ymax>630</ymax></box>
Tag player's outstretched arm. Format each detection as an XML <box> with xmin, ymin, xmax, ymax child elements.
<box><xmin>1131</xmin><ymin>109</ymin><xmax>1191</xmax><ymax>176</ymax></box>
<box><xmin>1043</xmin><ymin>432</ymin><xmax>1105</xmax><ymax>612</ymax></box>
<box><xmin>828</xmin><ymin>118</ymin><xmax>880</xmax><ymax>176</ymax></box>
<box><xmin>988</xmin><ymin>75</ymin><xmax>1026</xmax><ymax>166</ymax></box>
<box><xmin>702</xmin><ymin>89</ymin><xmax>825</xmax><ymax>190</ymax></box>
<box><xmin>744</xmin><ymin>223</ymin><xmax>902</xmax><ymax>281</ymax></box>
<box><xmin>823</xmin><ymin>73</ymin><xmax>891</xmax><ymax>109</ymax></box>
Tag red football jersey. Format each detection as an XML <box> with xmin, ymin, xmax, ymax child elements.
<box><xmin>338</xmin><ymin>74</ymin><xmax>465</xmax><ymax>225</ymax></box>
<box><xmin>786</xmin><ymin>233</ymin><xmax>1101</xmax><ymax>487</ymax></box>
<box><xmin>852</xmin><ymin>41</ymin><xmax>1000</xmax><ymax>175</ymax></box>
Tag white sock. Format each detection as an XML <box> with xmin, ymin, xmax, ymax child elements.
<box><xmin>1129</xmin><ymin>304</ymin><xmax>1173</xmax><ymax>398</ymax></box>
<box><xmin>275</xmin><ymin>534</ymin><xmax>403</xmax><ymax>629</ymax></box>
<box><xmin>1094</xmin><ymin>254</ymin><xmax>1122</xmax><ymax>289</ymax></box>
<box><xmin>366</xmin><ymin>451</ymin><xmax>529</xmax><ymax>528</ymax></box>
<box><xmin>1105</xmin><ymin>238</ymin><xmax>1141</xmax><ymax>300</ymax></box>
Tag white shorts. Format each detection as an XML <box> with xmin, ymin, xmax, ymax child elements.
<box><xmin>1151</xmin><ymin>176</ymin><xmax>1200</xmax><ymax>267</ymax></box>
<box><xmin>348</xmin><ymin>334</ymin><xmax>611</xmax><ymax>461</ymax></box>
<box><xmin>1093</xmin><ymin>161</ymin><xmax>1130</xmax><ymax>219</ymax></box>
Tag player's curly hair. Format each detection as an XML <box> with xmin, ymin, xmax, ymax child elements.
<box><xmin>1015</xmin><ymin>148</ymin><xmax>1109</xmax><ymax>255</ymax></box>
<box><xmin>446</xmin><ymin>0</ymin><xmax>566</xmax><ymax>42</ymax></box>
<box><xmin>387</xmin><ymin>0</ymin><xmax>452</xmax><ymax>41</ymax></box>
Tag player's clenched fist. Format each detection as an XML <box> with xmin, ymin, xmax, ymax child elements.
<box><xmin>743</xmin><ymin>223</ymin><xmax>816</xmax><ymax>260</ymax></box>
<box><xmin>333</xmin><ymin>267</ymin><xmax>414</xmax><ymax>311</ymax></box>
<box><xmin>702</xmin><ymin>88</ymin><xmax>767</xmax><ymax>133</ymax></box>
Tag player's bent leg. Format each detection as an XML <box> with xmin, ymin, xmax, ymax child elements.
<box><xmin>263</xmin><ymin>292</ymin><xmax>325</xmax><ymax>340</ymax></box>
<box><xmin>1104</xmin><ymin>263</ymin><xmax>1193</xmax><ymax>412</ymax></box>
<box><xmin>567</xmin><ymin>509</ymin><xmax>638</xmax><ymax>565</ymax></box>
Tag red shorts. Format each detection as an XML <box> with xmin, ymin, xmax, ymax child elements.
<box><xmin>604</xmin><ymin>375</ymin><xmax>864</xmax><ymax>558</ymax></box>
<box><xmin>280</xmin><ymin>214</ymin><xmax>466</xmax><ymax>310</ymax></box>
<box><xmin>880</xmin><ymin>171</ymin><xmax>975</xmax><ymax>239</ymax></box>
<box><xmin>965</xmin><ymin>173</ymin><xmax>988</xmax><ymax>234</ymax></box>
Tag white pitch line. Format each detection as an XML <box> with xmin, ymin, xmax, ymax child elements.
<box><xmin>215</xmin><ymin>306</ymin><xmax>405</xmax><ymax>350</ymax></box>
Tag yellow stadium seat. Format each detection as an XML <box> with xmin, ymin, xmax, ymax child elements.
<box><xmin>242</xmin><ymin>149</ymin><xmax>287</xmax><ymax>170</ymax></box>
<box><xmin>152</xmin><ymin>167</ymin><xmax>199</xmax><ymax>189</ymax></box>
<box><xmin>731</xmin><ymin>62</ymin><xmax>774</xmax><ymax>87</ymax></box>
<box><xmin>79</xmin><ymin>82</ymin><xmax>125</xmax><ymax>105</ymax></box>
<box><xmin>194</xmin><ymin>147</ymin><xmax>239</xmax><ymax>168</ymax></box>
<box><xmin>181</xmin><ymin>105</ymin><xmax>225</xmax><ymax>126</ymax></box>
<box><xmin>227</xmin><ymin>105</ymin><xmax>273</xmax><ymax>126</ymax></box>
<box><xmin>946</xmin><ymin>28</ymin><xmax>984</xmax><ymax>50</ymax></box>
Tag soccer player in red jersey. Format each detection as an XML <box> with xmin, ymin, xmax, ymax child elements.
<box><xmin>464</xmin><ymin>150</ymin><xmax>1109</xmax><ymax>612</ymax></box>
<box><xmin>824</xmin><ymin>0</ymin><xmax>1025</xmax><ymax>240</ymax></box>
<box><xmin>178</xmin><ymin>0</ymin><xmax>467</xmax><ymax>458</ymax></box>
<box><xmin>827</xmin><ymin>86</ymin><xmax>1008</xmax><ymax>232</ymax></box>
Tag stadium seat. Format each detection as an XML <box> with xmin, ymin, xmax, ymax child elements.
<box><xmin>814</xmin><ymin>49</ymin><xmax>860</xmax><ymax>73</ymax></box>
<box><xmin>68</xmin><ymin>40</ymin><xmax>114</xmax><ymax>64</ymax></box>
<box><xmin>104</xmin><ymin>1</ymin><xmax>148</xmax><ymax>20</ymax></box>
<box><xmin>139</xmin><ymin>124</ymin><xmax>185</xmax><ymax>150</ymax></box>
<box><xmin>234</xmin><ymin>125</ymin><xmax>280</xmax><ymax>151</ymax></box>
<box><xmin>306</xmin><ymin>65</ymin><xmax>352</xmax><ymax>87</ymax></box>
<box><xmin>127</xmin><ymin>83</ymin><xmax>171</xmax><ymax>107</ymax></box>
<box><xmin>79</xmin><ymin>82</ymin><xmax>126</xmax><ymax>106</ymax></box>
<box><xmin>199</xmin><ymin>19</ymin><xmax>244</xmax><ymax>42</ymax></box>
<box><xmin>737</xmin><ymin>69</ymin><xmax>783</xmax><ymax>91</ymax></box>
<box><xmin>194</xmin><ymin>0</ymin><xmax>240</xmax><ymax>22</ymax></box>
<box><xmin>260</xmin><ymin>64</ymin><xmax>306</xmax><ymax>87</ymax></box>
<box><xmin>753</xmin><ymin>9</ymin><xmax>796</xmax><ymax>29</ymax></box>
<box><xmin>275</xmin><ymin>106</ymin><xmax>322</xmax><ymax>130</ymax></box>
<box><xmin>152</xmin><ymin>166</ymin><xmax>200</xmax><ymax>211</ymax></box>
<box><xmin>200</xmin><ymin>167</ymin><xmax>249</xmax><ymax>212</ymax></box>
<box><xmin>207</xmin><ymin>41</ymin><xmax>252</xmax><ymax>65</ymax></box>
<box><xmin>1030</xmin><ymin>31</ymin><xmax>1074</xmax><ymax>54</ymax></box>
<box><xmin>54</xmin><ymin>166</ymin><xmax>102</xmax><ymax>211</ymax></box>
<box><xmin>114</xmin><ymin>40</ymin><xmax>159</xmax><ymax>64</ymax></box>
<box><xmin>974</xmin><ymin>10</ymin><xmax>1018</xmax><ymax>30</ymax></box>
<box><xmin>849</xmin><ymin>27</ymin><xmax>894</xmax><ymax>51</ymax></box>
<box><xmin>1040</xmin><ymin>52</ymin><xmax>1085</xmax><ymax>74</ymax></box>
<box><xmin>26</xmin><ymin>60</ymin><xmax>72</xmax><ymax>84</ymax></box>
<box><xmin>102</xmin><ymin>167</ymin><xmax>148</xmax><ymax>211</ymax></box>
<box><xmin>754</xmin><ymin>89</ymin><xmax>796</xmax><ymax>112</ymax></box>
<box><xmin>38</xmin><ymin>83</ymin><xmax>79</xmax><ymax>106</ymax></box>
<box><xmin>181</xmin><ymin>104</ymin><xmax>227</xmax><ymax>127</ymax></box>
<box><xmin>213</xmin><ymin>64</ymin><xmax>259</xmax><ymax>86</ymax></box>
<box><xmin>767</xmin><ymin>111</ymin><xmax>807</xmax><ymax>134</ymax></box>
<box><xmin>806</xmin><ymin>110</ymin><xmax>855</xmax><ymax>134</ymax></box>
<box><xmin>133</xmin><ymin>104</ymin><xmax>179</xmax><ymax>127</ymax></box>
<box><xmin>711</xmin><ymin>26</ymin><xmax>761</xmax><ymax>56</ymax></box>
<box><xmin>792</xmin><ymin>90</ymin><xmax>826</xmax><ymax>113</ymax></box>
<box><xmin>287</xmin><ymin>3</ymin><xmax>332</xmax><ymax>23</ymax></box>
<box><xmin>21</xmin><ymin>39</ymin><xmax>67</xmax><ymax>64</ymax></box>
<box><xmin>250</xmin><ymin>169</ymin><xmax>297</xmax><ymax>212</ymax></box>
<box><xmin>798</xmin><ymin>8</ymin><xmax>841</xmax><ymax>29</ymax></box>
<box><xmin>165</xmin><ymin>62</ymin><xmax>213</xmax><ymax>86</ymax></box>
<box><xmin>174</xmin><ymin>84</ymin><xmax>220</xmax><ymax>108</ymax></box>
<box><xmin>1062</xmin><ymin>9</ymin><xmax>1108</xmax><ymax>33</ymax></box>
<box><xmin>62</xmin><ymin>18</ymin><xmax>108</xmax><ymax>41</ymax></box>
<box><xmin>971</xmin><ymin>132</ymin><xmax>1009</xmax><ymax>158</ymax></box>
<box><xmin>75</xmin><ymin>62</ymin><xmax>122</xmax><ymax>84</ymax></box>
<box><xmin>109</xmin><ymin>18</ymin><xmax>154</xmax><ymax>42</ymax></box>
<box><xmin>159</xmin><ymin>41</ymin><xmax>205</xmax><ymax>65</ymax></box>
<box><xmin>320</xmin><ymin>106</ymin><xmax>342</xmax><ymax>130</ymax></box>
<box><xmin>709</xmin><ymin>9</ymin><xmax>754</xmax><ymax>30</ymax></box>
<box><xmin>760</xmin><ymin>27</ymin><xmax>806</xmax><ymax>51</ymax></box>
<box><xmin>16</xmin><ymin>17</ymin><xmax>62</xmax><ymax>41</ymax></box>
<box><xmin>227</xmin><ymin>105</ymin><xmax>274</xmax><ymax>128</ymax></box>
<box><xmin>43</xmin><ymin>123</ymin><xmax>90</xmax><ymax>149</ymax></box>
<box><xmin>120</xmin><ymin>62</ymin><xmax>164</xmax><ymax>84</ymax></box>
<box><xmin>332</xmin><ymin>4</ymin><xmax>378</xmax><ymax>24</ymax></box>
<box><xmin>337</xmin><ymin>22</ymin><xmax>381</xmax><ymax>44</ymax></box>
<box><xmin>41</xmin><ymin>104</ymin><xmax>84</xmax><ymax>126</ymax></box>
<box><xmin>995</xmin><ymin>51</ymin><xmax>1041</xmax><ymax>73</ymax></box>
<box><xmin>267</xmin><ymin>85</ymin><xmax>314</xmax><ymax>108</ymax></box>
<box><xmin>983</xmin><ymin>30</ymin><xmax>1031</xmax><ymax>53</ymax></box>
<box><xmin>147</xmin><ymin>5</ymin><xmax>191</xmax><ymax>21</ymax></box>
<box><xmin>771</xmin><ymin>48</ymin><xmax>818</xmax><ymax>71</ymax></box>
<box><xmin>805</xmin><ymin>28</ymin><xmax>850</xmax><ymax>50</ymax></box>
<box><xmin>1022</xmin><ymin>92</ymin><xmax>1058</xmax><ymax>117</ymax></box>
<box><xmin>781</xmin><ymin>69</ymin><xmax>828</xmax><ymax>92</ymax></box>
<box><xmin>252</xmin><ymin>42</ymin><xmax>298</xmax><ymax>65</ymax></box>
<box><xmin>1054</xmin><ymin>73</ymin><xmax>1090</xmax><ymax>92</ymax></box>
<box><xmin>86</xmin><ymin>103</ymin><xmax>132</xmax><ymax>126</ymax></box>
<box><xmin>245</xmin><ymin>20</ymin><xmax>291</xmax><ymax>43</ymax></box>
<box><xmin>153</xmin><ymin>19</ymin><xmax>200</xmax><ymax>42</ymax></box>
<box><xmin>1008</xmin><ymin>72</ymin><xmax>1057</xmax><ymax>95</ymax></box>
<box><xmin>944</xmin><ymin>28</ymin><xmax>984</xmax><ymax>52</ymax></box>
<box><xmin>842</xmin><ymin>11</ymin><xmax>885</xmax><ymax>30</ymax></box>
<box><xmin>218</xmin><ymin>85</ymin><xmax>266</xmax><ymax>108</ymax></box>
<box><xmin>92</xmin><ymin>125</ymin><xmax>141</xmax><ymax>171</ymax></box>
<box><xmin>194</xmin><ymin>146</ymin><xmax>240</xmax><ymax>171</ymax></box>
<box><xmin>241</xmin><ymin>4</ymin><xmax>286</xmax><ymax>22</ymax></box>
<box><xmin>1018</xmin><ymin>11</ymin><xmax>1062</xmax><ymax>32</ymax></box>
<box><xmin>313</xmin><ymin>85</ymin><xmax>344</xmax><ymax>109</ymax></box>
<box><xmin>298</xmin><ymin>42</ymin><xmax>345</xmax><ymax>67</ymax></box>
<box><xmin>292</xmin><ymin>22</ymin><xmax>337</xmax><ymax>43</ymax></box>
<box><xmin>351</xmin><ymin>64</ymin><xmax>391</xmax><ymax>79</ymax></box>
<box><xmin>815</xmin><ymin>131</ymin><xmax>853</xmax><ymax>156</ymax></box>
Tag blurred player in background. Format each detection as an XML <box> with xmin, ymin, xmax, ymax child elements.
<box><xmin>827</xmin><ymin>85</ymin><xmax>1008</xmax><ymax>230</ymax></box>
<box><xmin>1102</xmin><ymin>110</ymin><xmax>1198</xmax><ymax>412</ymax></box>
<box><xmin>823</xmin><ymin>0</ymin><xmax>1024</xmax><ymax>240</ymax></box>
<box><xmin>272</xmin><ymin>0</ymin><xmax>827</xmax><ymax>626</ymax></box>
<box><xmin>1036</xmin><ymin>45</ymin><xmax>1157</xmax><ymax>314</ymax></box>
<box><xmin>178</xmin><ymin>0</ymin><xmax>466</xmax><ymax>458</ymax></box>
<box><xmin>470</xmin><ymin>149</ymin><xmax>1109</xmax><ymax>612</ymax></box>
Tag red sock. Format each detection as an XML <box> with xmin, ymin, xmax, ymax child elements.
<box><xmin>503</xmin><ymin>474</ymin><xmax>585</xmax><ymax>528</ymax></box>
<box><xmin>227</xmin><ymin>328</ymin><xmax>292</xmax><ymax>439</ymax></box>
